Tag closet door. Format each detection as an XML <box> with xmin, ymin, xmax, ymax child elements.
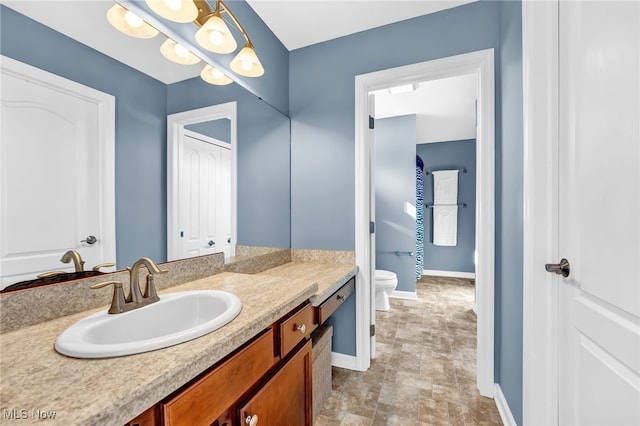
<box><xmin>180</xmin><ymin>133</ymin><xmax>231</xmax><ymax>259</ymax></box>
<box><xmin>0</xmin><ymin>58</ymin><xmax>115</xmax><ymax>288</ymax></box>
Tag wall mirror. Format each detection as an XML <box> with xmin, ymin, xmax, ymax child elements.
<box><xmin>0</xmin><ymin>1</ymin><xmax>291</xmax><ymax>291</ymax></box>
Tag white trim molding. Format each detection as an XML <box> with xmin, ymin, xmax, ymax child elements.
<box><xmin>331</xmin><ymin>352</ymin><xmax>358</xmax><ymax>370</ymax></box>
<box><xmin>355</xmin><ymin>49</ymin><xmax>495</xmax><ymax>397</ymax></box>
<box><xmin>423</xmin><ymin>270</ymin><xmax>476</xmax><ymax>280</ymax></box>
<box><xmin>390</xmin><ymin>290</ymin><xmax>418</xmax><ymax>300</ymax></box>
<box><xmin>167</xmin><ymin>102</ymin><xmax>238</xmax><ymax>261</ymax></box>
<box><xmin>495</xmin><ymin>384</ymin><xmax>518</xmax><ymax>426</ymax></box>
<box><xmin>522</xmin><ymin>2</ymin><xmax>560</xmax><ymax>425</ymax></box>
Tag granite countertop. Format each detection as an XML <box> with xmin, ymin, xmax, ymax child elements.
<box><xmin>256</xmin><ymin>262</ymin><xmax>358</xmax><ymax>306</ymax></box>
<box><xmin>0</xmin><ymin>272</ymin><xmax>318</xmax><ymax>425</ymax></box>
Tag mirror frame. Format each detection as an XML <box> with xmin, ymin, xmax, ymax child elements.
<box><xmin>167</xmin><ymin>101</ymin><xmax>238</xmax><ymax>261</ymax></box>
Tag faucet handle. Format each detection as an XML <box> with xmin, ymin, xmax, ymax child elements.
<box><xmin>92</xmin><ymin>262</ymin><xmax>115</xmax><ymax>272</ymax></box>
<box><xmin>37</xmin><ymin>271</ymin><xmax>67</xmax><ymax>279</ymax></box>
<box><xmin>91</xmin><ymin>281</ymin><xmax>126</xmax><ymax>314</ymax></box>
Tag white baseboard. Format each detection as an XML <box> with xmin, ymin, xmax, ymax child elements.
<box><xmin>331</xmin><ymin>352</ymin><xmax>359</xmax><ymax>370</ymax></box>
<box><xmin>423</xmin><ymin>269</ymin><xmax>476</xmax><ymax>279</ymax></box>
<box><xmin>389</xmin><ymin>290</ymin><xmax>418</xmax><ymax>300</ymax></box>
<box><xmin>494</xmin><ymin>384</ymin><xmax>517</xmax><ymax>426</ymax></box>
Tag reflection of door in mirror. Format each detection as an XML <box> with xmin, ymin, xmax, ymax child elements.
<box><xmin>167</xmin><ymin>102</ymin><xmax>237</xmax><ymax>262</ymax></box>
<box><xmin>0</xmin><ymin>57</ymin><xmax>116</xmax><ymax>289</ymax></box>
<box><xmin>180</xmin><ymin>129</ymin><xmax>231</xmax><ymax>259</ymax></box>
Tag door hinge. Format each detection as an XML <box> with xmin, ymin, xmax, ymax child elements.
<box><xmin>369</xmin><ymin>221</ymin><xmax>375</xmax><ymax>234</ymax></box>
<box><xmin>369</xmin><ymin>115</ymin><xmax>375</xmax><ymax>129</ymax></box>
<box><xmin>180</xmin><ymin>231</ymin><xmax>184</xmax><ymax>238</ymax></box>
<box><xmin>370</xmin><ymin>324</ymin><xmax>376</xmax><ymax>337</ymax></box>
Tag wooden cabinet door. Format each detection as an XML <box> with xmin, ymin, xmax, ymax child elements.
<box><xmin>238</xmin><ymin>340</ymin><xmax>312</xmax><ymax>426</ymax></box>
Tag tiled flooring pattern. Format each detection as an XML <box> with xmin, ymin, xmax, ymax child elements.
<box><xmin>315</xmin><ymin>276</ymin><xmax>502</xmax><ymax>425</ymax></box>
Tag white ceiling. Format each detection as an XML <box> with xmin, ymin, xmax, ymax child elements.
<box><xmin>245</xmin><ymin>0</ymin><xmax>477</xmax><ymax>51</ymax></box>
<box><xmin>373</xmin><ymin>74</ymin><xmax>477</xmax><ymax>144</ymax></box>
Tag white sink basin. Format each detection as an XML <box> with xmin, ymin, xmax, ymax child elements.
<box><xmin>55</xmin><ymin>290</ymin><xmax>242</xmax><ymax>358</ymax></box>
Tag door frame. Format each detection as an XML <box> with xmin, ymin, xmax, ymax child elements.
<box><xmin>167</xmin><ymin>102</ymin><xmax>237</xmax><ymax>261</ymax></box>
<box><xmin>522</xmin><ymin>1</ymin><xmax>560</xmax><ymax>425</ymax></box>
<box><xmin>355</xmin><ymin>49</ymin><xmax>495</xmax><ymax>397</ymax></box>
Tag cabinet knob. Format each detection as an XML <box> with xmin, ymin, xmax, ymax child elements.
<box><xmin>245</xmin><ymin>414</ymin><xmax>258</xmax><ymax>426</ymax></box>
<box><xmin>296</xmin><ymin>324</ymin><xmax>306</xmax><ymax>334</ymax></box>
<box><xmin>337</xmin><ymin>294</ymin><xmax>345</xmax><ymax>301</ymax></box>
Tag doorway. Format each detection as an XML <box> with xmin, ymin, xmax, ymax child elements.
<box><xmin>355</xmin><ymin>49</ymin><xmax>495</xmax><ymax>397</ymax></box>
<box><xmin>167</xmin><ymin>102</ymin><xmax>237</xmax><ymax>262</ymax></box>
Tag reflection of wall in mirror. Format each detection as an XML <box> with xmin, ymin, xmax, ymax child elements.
<box><xmin>185</xmin><ymin>119</ymin><xmax>231</xmax><ymax>143</ymax></box>
<box><xmin>0</xmin><ymin>5</ymin><xmax>292</xmax><ymax>281</ymax></box>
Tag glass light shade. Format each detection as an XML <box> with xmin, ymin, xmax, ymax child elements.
<box><xmin>230</xmin><ymin>45</ymin><xmax>264</xmax><ymax>77</ymax></box>
<box><xmin>106</xmin><ymin>4</ymin><xmax>159</xmax><ymax>39</ymax></box>
<box><xmin>201</xmin><ymin>64</ymin><xmax>233</xmax><ymax>85</ymax></box>
<box><xmin>145</xmin><ymin>0</ymin><xmax>198</xmax><ymax>23</ymax></box>
<box><xmin>160</xmin><ymin>39</ymin><xmax>201</xmax><ymax>65</ymax></box>
<box><xmin>195</xmin><ymin>14</ymin><xmax>237</xmax><ymax>54</ymax></box>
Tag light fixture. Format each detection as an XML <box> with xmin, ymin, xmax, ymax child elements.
<box><xmin>145</xmin><ymin>0</ymin><xmax>198</xmax><ymax>23</ymax></box>
<box><xmin>230</xmin><ymin>41</ymin><xmax>264</xmax><ymax>77</ymax></box>
<box><xmin>106</xmin><ymin>0</ymin><xmax>264</xmax><ymax>84</ymax></box>
<box><xmin>194</xmin><ymin>0</ymin><xmax>264</xmax><ymax>77</ymax></box>
<box><xmin>195</xmin><ymin>12</ymin><xmax>237</xmax><ymax>54</ymax></box>
<box><xmin>200</xmin><ymin>64</ymin><xmax>233</xmax><ymax>85</ymax></box>
<box><xmin>106</xmin><ymin>4</ymin><xmax>159</xmax><ymax>39</ymax></box>
<box><xmin>160</xmin><ymin>38</ymin><xmax>201</xmax><ymax>65</ymax></box>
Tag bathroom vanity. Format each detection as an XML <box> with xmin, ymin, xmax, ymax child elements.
<box><xmin>128</xmin><ymin>302</ymin><xmax>314</xmax><ymax>426</ymax></box>
<box><xmin>0</xmin><ymin>253</ymin><xmax>357</xmax><ymax>426</ymax></box>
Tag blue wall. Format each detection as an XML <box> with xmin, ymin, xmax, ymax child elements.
<box><xmin>1</xmin><ymin>5</ymin><xmax>167</xmax><ymax>268</ymax></box>
<box><xmin>185</xmin><ymin>120</ymin><xmax>231</xmax><ymax>143</ymax></box>
<box><xmin>289</xmin><ymin>1</ymin><xmax>524</xmax><ymax>422</ymax></box>
<box><xmin>417</xmin><ymin>140</ymin><xmax>477</xmax><ymax>273</ymax></box>
<box><xmin>497</xmin><ymin>1</ymin><xmax>524</xmax><ymax>423</ymax></box>
<box><xmin>375</xmin><ymin>115</ymin><xmax>418</xmax><ymax>293</ymax></box>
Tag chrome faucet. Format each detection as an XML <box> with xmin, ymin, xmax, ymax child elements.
<box><xmin>91</xmin><ymin>257</ymin><xmax>166</xmax><ymax>314</ymax></box>
<box><xmin>60</xmin><ymin>250</ymin><xmax>85</xmax><ymax>272</ymax></box>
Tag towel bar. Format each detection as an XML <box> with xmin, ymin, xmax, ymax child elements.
<box><xmin>425</xmin><ymin>203</ymin><xmax>467</xmax><ymax>208</ymax></box>
<box><xmin>395</xmin><ymin>251</ymin><xmax>414</xmax><ymax>256</ymax></box>
<box><xmin>424</xmin><ymin>167</ymin><xmax>467</xmax><ymax>175</ymax></box>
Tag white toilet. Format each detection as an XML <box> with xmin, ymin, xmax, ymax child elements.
<box><xmin>375</xmin><ymin>269</ymin><xmax>398</xmax><ymax>311</ymax></box>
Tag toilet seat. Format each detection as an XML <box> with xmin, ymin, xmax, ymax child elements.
<box><xmin>375</xmin><ymin>269</ymin><xmax>396</xmax><ymax>281</ymax></box>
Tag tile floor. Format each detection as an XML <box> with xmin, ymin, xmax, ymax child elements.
<box><xmin>315</xmin><ymin>276</ymin><xmax>502</xmax><ymax>425</ymax></box>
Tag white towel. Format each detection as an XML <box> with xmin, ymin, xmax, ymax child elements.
<box><xmin>432</xmin><ymin>170</ymin><xmax>459</xmax><ymax>246</ymax></box>
<box><xmin>433</xmin><ymin>205</ymin><xmax>458</xmax><ymax>246</ymax></box>
<box><xmin>432</xmin><ymin>170</ymin><xmax>459</xmax><ymax>204</ymax></box>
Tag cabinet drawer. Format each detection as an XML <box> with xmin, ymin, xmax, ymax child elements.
<box><xmin>279</xmin><ymin>303</ymin><xmax>314</xmax><ymax>357</ymax></box>
<box><xmin>317</xmin><ymin>277</ymin><xmax>355</xmax><ymax>324</ymax></box>
<box><xmin>125</xmin><ymin>405</ymin><xmax>158</xmax><ymax>426</ymax></box>
<box><xmin>239</xmin><ymin>340</ymin><xmax>312</xmax><ymax>426</ymax></box>
<box><xmin>161</xmin><ymin>328</ymin><xmax>276</xmax><ymax>426</ymax></box>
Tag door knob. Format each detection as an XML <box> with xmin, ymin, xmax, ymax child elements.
<box><xmin>545</xmin><ymin>258</ymin><xmax>570</xmax><ymax>277</ymax></box>
<box><xmin>81</xmin><ymin>235</ymin><xmax>97</xmax><ymax>245</ymax></box>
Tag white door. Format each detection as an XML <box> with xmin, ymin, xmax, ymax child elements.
<box><xmin>557</xmin><ymin>2</ymin><xmax>640</xmax><ymax>424</ymax></box>
<box><xmin>0</xmin><ymin>57</ymin><xmax>115</xmax><ymax>288</ymax></box>
<box><xmin>179</xmin><ymin>132</ymin><xmax>231</xmax><ymax>260</ymax></box>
